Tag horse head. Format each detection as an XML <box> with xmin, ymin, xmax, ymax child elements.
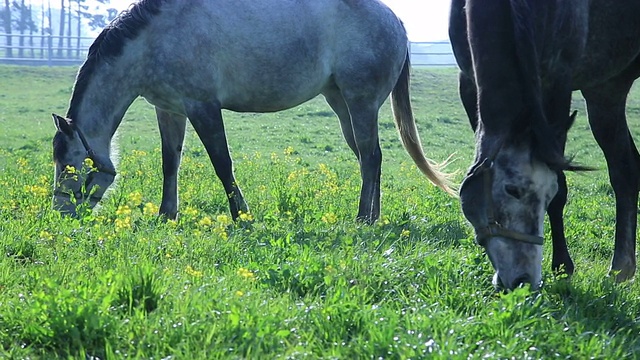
<box><xmin>460</xmin><ymin>134</ymin><xmax>559</xmax><ymax>290</ymax></box>
<box><xmin>52</xmin><ymin>114</ymin><xmax>116</xmax><ymax>217</ymax></box>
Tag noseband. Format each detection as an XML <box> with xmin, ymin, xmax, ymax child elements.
<box><xmin>471</xmin><ymin>158</ymin><xmax>545</xmax><ymax>247</ymax></box>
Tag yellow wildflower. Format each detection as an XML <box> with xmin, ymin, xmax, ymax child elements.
<box><xmin>321</xmin><ymin>212</ymin><xmax>338</xmax><ymax>225</ymax></box>
<box><xmin>39</xmin><ymin>230</ymin><xmax>53</xmax><ymax>241</ymax></box>
<box><xmin>238</xmin><ymin>211</ymin><xmax>253</xmax><ymax>222</ymax></box>
<box><xmin>24</xmin><ymin>185</ymin><xmax>48</xmax><ymax>197</ymax></box>
<box><xmin>198</xmin><ymin>216</ymin><xmax>213</xmax><ymax>227</ymax></box>
<box><xmin>401</xmin><ymin>229</ymin><xmax>411</xmax><ymax>238</ymax></box>
<box><xmin>284</xmin><ymin>146</ymin><xmax>295</xmax><ymax>156</ymax></box>
<box><xmin>64</xmin><ymin>164</ymin><xmax>77</xmax><ymax>174</ymax></box>
<box><xmin>115</xmin><ymin>205</ymin><xmax>132</xmax><ymax>216</ymax></box>
<box><xmin>143</xmin><ymin>202</ymin><xmax>159</xmax><ymax>216</ymax></box>
<box><xmin>237</xmin><ymin>267</ymin><xmax>255</xmax><ymax>280</ymax></box>
<box><xmin>115</xmin><ymin>217</ymin><xmax>132</xmax><ymax>232</ymax></box>
<box><xmin>127</xmin><ymin>191</ymin><xmax>143</xmax><ymax>206</ymax></box>
<box><xmin>235</xmin><ymin>290</ymin><xmax>244</xmax><ymax>297</ymax></box>
<box><xmin>216</xmin><ymin>214</ymin><xmax>232</xmax><ymax>226</ymax></box>
<box><xmin>186</xmin><ymin>265</ymin><xmax>203</xmax><ymax>277</ymax></box>
<box><xmin>213</xmin><ymin>226</ymin><xmax>228</xmax><ymax>240</ymax></box>
<box><xmin>183</xmin><ymin>207</ymin><xmax>198</xmax><ymax>217</ymax></box>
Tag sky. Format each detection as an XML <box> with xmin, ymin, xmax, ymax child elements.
<box><xmin>106</xmin><ymin>0</ymin><xmax>451</xmax><ymax>42</ymax></box>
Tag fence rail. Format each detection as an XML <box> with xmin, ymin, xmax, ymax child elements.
<box><xmin>0</xmin><ymin>34</ymin><xmax>456</xmax><ymax>67</ymax></box>
<box><xmin>0</xmin><ymin>34</ymin><xmax>94</xmax><ymax>66</ymax></box>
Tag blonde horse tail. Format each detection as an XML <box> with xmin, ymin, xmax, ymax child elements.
<box><xmin>391</xmin><ymin>51</ymin><xmax>457</xmax><ymax>196</ymax></box>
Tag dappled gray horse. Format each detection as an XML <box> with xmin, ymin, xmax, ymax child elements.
<box><xmin>450</xmin><ymin>0</ymin><xmax>640</xmax><ymax>290</ymax></box>
<box><xmin>52</xmin><ymin>0</ymin><xmax>452</xmax><ymax>223</ymax></box>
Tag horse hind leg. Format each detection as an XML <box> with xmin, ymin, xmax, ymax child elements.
<box><xmin>338</xmin><ymin>93</ymin><xmax>382</xmax><ymax>224</ymax></box>
<box><xmin>156</xmin><ymin>107</ymin><xmax>187</xmax><ymax>220</ymax></box>
<box><xmin>323</xmin><ymin>86</ymin><xmax>359</xmax><ymax>159</ymax></box>
<box><xmin>582</xmin><ymin>68</ymin><xmax>640</xmax><ymax>282</ymax></box>
<box><xmin>183</xmin><ymin>99</ymin><xmax>249</xmax><ymax>220</ymax></box>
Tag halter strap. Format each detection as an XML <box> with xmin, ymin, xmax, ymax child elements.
<box><xmin>471</xmin><ymin>156</ymin><xmax>545</xmax><ymax>247</ymax></box>
<box><xmin>72</xmin><ymin>123</ymin><xmax>117</xmax><ymax>177</ymax></box>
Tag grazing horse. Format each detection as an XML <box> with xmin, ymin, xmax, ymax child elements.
<box><xmin>449</xmin><ymin>0</ymin><xmax>640</xmax><ymax>290</ymax></box>
<box><xmin>51</xmin><ymin>0</ymin><xmax>452</xmax><ymax>223</ymax></box>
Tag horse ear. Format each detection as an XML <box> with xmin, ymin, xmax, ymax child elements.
<box><xmin>52</xmin><ymin>113</ymin><xmax>74</xmax><ymax>136</ymax></box>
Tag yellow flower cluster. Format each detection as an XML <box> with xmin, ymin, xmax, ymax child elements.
<box><xmin>115</xmin><ymin>204</ymin><xmax>132</xmax><ymax>216</ymax></box>
<box><xmin>400</xmin><ymin>229</ymin><xmax>411</xmax><ymax>238</ymax></box>
<box><xmin>64</xmin><ymin>164</ymin><xmax>77</xmax><ymax>174</ymax></box>
<box><xmin>198</xmin><ymin>216</ymin><xmax>213</xmax><ymax>227</ymax></box>
<box><xmin>287</xmin><ymin>168</ymin><xmax>310</xmax><ymax>182</ymax></box>
<box><xmin>317</xmin><ymin>164</ymin><xmax>339</xmax><ymax>195</ymax></box>
<box><xmin>237</xmin><ymin>267</ymin><xmax>255</xmax><ymax>280</ymax></box>
<box><xmin>24</xmin><ymin>185</ymin><xmax>48</xmax><ymax>197</ymax></box>
<box><xmin>39</xmin><ymin>230</ymin><xmax>53</xmax><ymax>241</ymax></box>
<box><xmin>127</xmin><ymin>191</ymin><xmax>143</xmax><ymax>206</ymax></box>
<box><xmin>238</xmin><ymin>211</ymin><xmax>253</xmax><ymax>222</ymax></box>
<box><xmin>16</xmin><ymin>157</ymin><xmax>29</xmax><ymax>171</ymax></box>
<box><xmin>115</xmin><ymin>216</ymin><xmax>131</xmax><ymax>232</ymax></box>
<box><xmin>321</xmin><ymin>212</ymin><xmax>338</xmax><ymax>225</ymax></box>
<box><xmin>217</xmin><ymin>214</ymin><xmax>232</xmax><ymax>226</ymax></box>
<box><xmin>182</xmin><ymin>207</ymin><xmax>199</xmax><ymax>217</ymax></box>
<box><xmin>143</xmin><ymin>202</ymin><xmax>159</xmax><ymax>216</ymax></box>
<box><xmin>284</xmin><ymin>146</ymin><xmax>295</xmax><ymax>156</ymax></box>
<box><xmin>185</xmin><ymin>265</ymin><xmax>203</xmax><ymax>277</ymax></box>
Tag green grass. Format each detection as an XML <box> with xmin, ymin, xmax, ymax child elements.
<box><xmin>1</xmin><ymin>64</ymin><xmax>640</xmax><ymax>359</ymax></box>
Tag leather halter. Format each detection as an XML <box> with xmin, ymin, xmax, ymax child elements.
<box><xmin>73</xmin><ymin>124</ymin><xmax>117</xmax><ymax>177</ymax></box>
<box><xmin>471</xmin><ymin>158</ymin><xmax>545</xmax><ymax>247</ymax></box>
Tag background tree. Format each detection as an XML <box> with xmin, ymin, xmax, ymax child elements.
<box><xmin>56</xmin><ymin>0</ymin><xmax>64</xmax><ymax>57</ymax></box>
<box><xmin>13</xmin><ymin>0</ymin><xmax>37</xmax><ymax>58</ymax></box>
<box><xmin>2</xmin><ymin>0</ymin><xmax>12</xmax><ymax>57</ymax></box>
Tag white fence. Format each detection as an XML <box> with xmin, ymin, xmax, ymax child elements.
<box><xmin>410</xmin><ymin>41</ymin><xmax>456</xmax><ymax>67</ymax></box>
<box><xmin>0</xmin><ymin>34</ymin><xmax>456</xmax><ymax>67</ymax></box>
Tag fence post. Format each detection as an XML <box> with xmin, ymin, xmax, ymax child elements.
<box><xmin>47</xmin><ymin>34</ymin><xmax>53</xmax><ymax>67</ymax></box>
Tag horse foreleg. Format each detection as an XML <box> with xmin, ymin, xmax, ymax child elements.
<box><xmin>583</xmin><ymin>75</ymin><xmax>640</xmax><ymax>282</ymax></box>
<box><xmin>156</xmin><ymin>108</ymin><xmax>187</xmax><ymax>220</ymax></box>
<box><xmin>183</xmin><ymin>99</ymin><xmax>248</xmax><ymax>220</ymax></box>
<box><xmin>459</xmin><ymin>72</ymin><xmax>479</xmax><ymax>131</ymax></box>
<box><xmin>548</xmin><ymin>171</ymin><xmax>574</xmax><ymax>275</ymax></box>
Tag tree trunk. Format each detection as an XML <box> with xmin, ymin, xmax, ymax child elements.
<box><xmin>40</xmin><ymin>1</ymin><xmax>44</xmax><ymax>58</ymax></box>
<box><xmin>66</xmin><ymin>0</ymin><xmax>71</xmax><ymax>58</ymax></box>
<box><xmin>18</xmin><ymin>0</ymin><xmax>26</xmax><ymax>58</ymax></box>
<box><xmin>3</xmin><ymin>0</ymin><xmax>12</xmax><ymax>58</ymax></box>
<box><xmin>28</xmin><ymin>3</ymin><xmax>34</xmax><ymax>58</ymax></box>
<box><xmin>76</xmin><ymin>1</ymin><xmax>81</xmax><ymax>58</ymax></box>
<box><xmin>47</xmin><ymin>0</ymin><xmax>52</xmax><ymax>61</ymax></box>
<box><xmin>56</xmin><ymin>0</ymin><xmax>65</xmax><ymax>58</ymax></box>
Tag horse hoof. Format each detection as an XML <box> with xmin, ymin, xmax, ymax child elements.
<box><xmin>609</xmin><ymin>267</ymin><xmax>636</xmax><ymax>283</ymax></box>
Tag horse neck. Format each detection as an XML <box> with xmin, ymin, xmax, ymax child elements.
<box><xmin>68</xmin><ymin>61</ymin><xmax>139</xmax><ymax>154</ymax></box>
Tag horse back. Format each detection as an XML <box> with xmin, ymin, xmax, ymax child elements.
<box><xmin>127</xmin><ymin>0</ymin><xmax>407</xmax><ymax>113</ymax></box>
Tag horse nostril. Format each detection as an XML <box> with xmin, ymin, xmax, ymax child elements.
<box><xmin>512</xmin><ymin>274</ymin><xmax>531</xmax><ymax>288</ymax></box>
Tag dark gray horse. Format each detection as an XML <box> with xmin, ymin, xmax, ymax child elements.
<box><xmin>450</xmin><ymin>0</ymin><xmax>640</xmax><ymax>290</ymax></box>
<box><xmin>51</xmin><ymin>0</ymin><xmax>452</xmax><ymax>223</ymax></box>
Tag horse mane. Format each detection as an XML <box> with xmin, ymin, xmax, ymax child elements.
<box><xmin>509</xmin><ymin>0</ymin><xmax>576</xmax><ymax>171</ymax></box>
<box><xmin>66</xmin><ymin>0</ymin><xmax>167</xmax><ymax>120</ymax></box>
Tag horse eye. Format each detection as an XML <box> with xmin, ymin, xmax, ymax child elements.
<box><xmin>504</xmin><ymin>185</ymin><xmax>523</xmax><ymax>199</ymax></box>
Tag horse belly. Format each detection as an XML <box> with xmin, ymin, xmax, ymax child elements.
<box><xmin>215</xmin><ymin>60</ymin><xmax>331</xmax><ymax>113</ymax></box>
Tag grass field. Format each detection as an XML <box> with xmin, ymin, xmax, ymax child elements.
<box><xmin>1</xmin><ymin>64</ymin><xmax>640</xmax><ymax>359</ymax></box>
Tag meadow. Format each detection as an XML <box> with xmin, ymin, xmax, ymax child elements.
<box><xmin>1</xmin><ymin>64</ymin><xmax>640</xmax><ymax>359</ymax></box>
